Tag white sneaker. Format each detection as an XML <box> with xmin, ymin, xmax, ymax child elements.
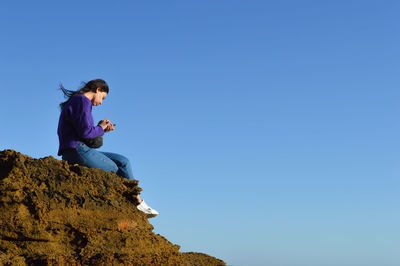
<box><xmin>137</xmin><ymin>200</ymin><xmax>159</xmax><ymax>218</ymax></box>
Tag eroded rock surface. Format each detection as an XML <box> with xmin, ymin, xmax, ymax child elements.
<box><xmin>0</xmin><ymin>150</ymin><xmax>225</xmax><ymax>265</ymax></box>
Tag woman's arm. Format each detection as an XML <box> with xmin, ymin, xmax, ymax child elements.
<box><xmin>66</xmin><ymin>95</ymin><xmax>104</xmax><ymax>139</ymax></box>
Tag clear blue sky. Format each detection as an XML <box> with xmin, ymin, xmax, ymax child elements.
<box><xmin>1</xmin><ymin>1</ymin><xmax>399</xmax><ymax>265</ymax></box>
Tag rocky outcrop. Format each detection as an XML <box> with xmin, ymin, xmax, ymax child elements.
<box><xmin>0</xmin><ymin>150</ymin><xmax>225</xmax><ymax>265</ymax></box>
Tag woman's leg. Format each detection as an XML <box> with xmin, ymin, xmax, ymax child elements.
<box><xmin>99</xmin><ymin>152</ymin><xmax>144</xmax><ymax>202</ymax></box>
<box><xmin>100</xmin><ymin>152</ymin><xmax>135</xmax><ymax>180</ymax></box>
<box><xmin>62</xmin><ymin>142</ymin><xmax>119</xmax><ymax>174</ymax></box>
<box><xmin>62</xmin><ymin>143</ymin><xmax>157</xmax><ymax>216</ymax></box>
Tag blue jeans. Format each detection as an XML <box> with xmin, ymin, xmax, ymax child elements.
<box><xmin>62</xmin><ymin>142</ymin><xmax>135</xmax><ymax>180</ymax></box>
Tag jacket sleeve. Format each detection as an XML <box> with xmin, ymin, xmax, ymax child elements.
<box><xmin>67</xmin><ymin>96</ymin><xmax>104</xmax><ymax>139</ymax></box>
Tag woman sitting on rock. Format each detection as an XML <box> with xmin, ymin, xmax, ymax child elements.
<box><xmin>57</xmin><ymin>79</ymin><xmax>158</xmax><ymax>217</ymax></box>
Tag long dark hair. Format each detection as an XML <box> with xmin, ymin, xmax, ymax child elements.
<box><xmin>59</xmin><ymin>79</ymin><xmax>109</xmax><ymax>109</ymax></box>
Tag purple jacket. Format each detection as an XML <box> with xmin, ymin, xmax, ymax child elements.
<box><xmin>57</xmin><ymin>94</ymin><xmax>104</xmax><ymax>155</ymax></box>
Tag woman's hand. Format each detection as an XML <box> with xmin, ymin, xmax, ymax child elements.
<box><xmin>98</xmin><ymin>119</ymin><xmax>115</xmax><ymax>133</ymax></box>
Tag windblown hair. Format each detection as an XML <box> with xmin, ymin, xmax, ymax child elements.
<box><xmin>59</xmin><ymin>79</ymin><xmax>109</xmax><ymax>109</ymax></box>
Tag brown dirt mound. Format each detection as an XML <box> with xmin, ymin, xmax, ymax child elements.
<box><xmin>0</xmin><ymin>149</ymin><xmax>225</xmax><ymax>265</ymax></box>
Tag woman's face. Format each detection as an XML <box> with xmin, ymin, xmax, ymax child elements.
<box><xmin>92</xmin><ymin>88</ymin><xmax>108</xmax><ymax>106</ymax></box>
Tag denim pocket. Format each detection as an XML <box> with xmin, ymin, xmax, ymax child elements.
<box><xmin>76</xmin><ymin>142</ymin><xmax>90</xmax><ymax>153</ymax></box>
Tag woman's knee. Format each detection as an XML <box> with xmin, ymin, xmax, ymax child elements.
<box><xmin>102</xmin><ymin>152</ymin><xmax>131</xmax><ymax>168</ymax></box>
<box><xmin>118</xmin><ymin>155</ymin><xmax>130</xmax><ymax>167</ymax></box>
